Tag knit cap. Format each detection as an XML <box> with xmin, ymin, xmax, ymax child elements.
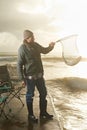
<box><xmin>23</xmin><ymin>30</ymin><xmax>33</xmax><ymax>39</ymax></box>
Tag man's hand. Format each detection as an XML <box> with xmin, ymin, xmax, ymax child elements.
<box><xmin>49</xmin><ymin>42</ymin><xmax>55</xmax><ymax>47</ymax></box>
<box><xmin>22</xmin><ymin>80</ymin><xmax>26</xmax><ymax>87</ymax></box>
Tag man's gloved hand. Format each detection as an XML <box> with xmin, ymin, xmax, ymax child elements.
<box><xmin>22</xmin><ymin>80</ymin><xmax>26</xmax><ymax>87</ymax></box>
<box><xmin>49</xmin><ymin>42</ymin><xmax>55</xmax><ymax>47</ymax></box>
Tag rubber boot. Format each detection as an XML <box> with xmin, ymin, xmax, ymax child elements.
<box><xmin>40</xmin><ymin>100</ymin><xmax>53</xmax><ymax>119</ymax></box>
<box><xmin>27</xmin><ymin>102</ymin><xmax>38</xmax><ymax>123</ymax></box>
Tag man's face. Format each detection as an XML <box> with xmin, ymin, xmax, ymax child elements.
<box><xmin>27</xmin><ymin>35</ymin><xmax>35</xmax><ymax>43</ymax></box>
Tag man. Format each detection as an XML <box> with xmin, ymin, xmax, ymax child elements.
<box><xmin>17</xmin><ymin>30</ymin><xmax>55</xmax><ymax>122</ymax></box>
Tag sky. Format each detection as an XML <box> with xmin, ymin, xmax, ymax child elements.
<box><xmin>0</xmin><ymin>0</ymin><xmax>87</xmax><ymax>57</ymax></box>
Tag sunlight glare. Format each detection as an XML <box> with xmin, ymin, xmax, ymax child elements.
<box><xmin>72</xmin><ymin>62</ymin><xmax>87</xmax><ymax>78</ymax></box>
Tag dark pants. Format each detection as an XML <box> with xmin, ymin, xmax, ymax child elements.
<box><xmin>26</xmin><ymin>77</ymin><xmax>47</xmax><ymax>115</ymax></box>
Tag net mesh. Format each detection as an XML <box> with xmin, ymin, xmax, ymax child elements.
<box><xmin>57</xmin><ymin>35</ymin><xmax>81</xmax><ymax>66</ymax></box>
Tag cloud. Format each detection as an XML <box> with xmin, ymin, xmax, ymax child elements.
<box><xmin>0</xmin><ymin>0</ymin><xmax>87</xmax><ymax>56</ymax></box>
<box><xmin>0</xmin><ymin>32</ymin><xmax>19</xmax><ymax>52</ymax></box>
<box><xmin>0</xmin><ymin>0</ymin><xmax>62</xmax><ymax>33</ymax></box>
<box><xmin>0</xmin><ymin>0</ymin><xmax>63</xmax><ymax>52</ymax></box>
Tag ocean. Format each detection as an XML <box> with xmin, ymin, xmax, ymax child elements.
<box><xmin>43</xmin><ymin>58</ymin><xmax>87</xmax><ymax>130</ymax></box>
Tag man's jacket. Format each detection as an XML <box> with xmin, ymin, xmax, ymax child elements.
<box><xmin>17</xmin><ymin>42</ymin><xmax>54</xmax><ymax>81</ymax></box>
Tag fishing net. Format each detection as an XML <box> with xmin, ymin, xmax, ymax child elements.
<box><xmin>56</xmin><ymin>34</ymin><xmax>81</xmax><ymax>66</ymax></box>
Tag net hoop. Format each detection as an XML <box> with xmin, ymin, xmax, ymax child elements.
<box><xmin>56</xmin><ymin>34</ymin><xmax>81</xmax><ymax>66</ymax></box>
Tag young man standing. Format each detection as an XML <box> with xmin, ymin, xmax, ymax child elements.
<box><xmin>17</xmin><ymin>30</ymin><xmax>55</xmax><ymax>122</ymax></box>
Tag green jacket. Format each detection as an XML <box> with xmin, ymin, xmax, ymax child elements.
<box><xmin>17</xmin><ymin>42</ymin><xmax>54</xmax><ymax>80</ymax></box>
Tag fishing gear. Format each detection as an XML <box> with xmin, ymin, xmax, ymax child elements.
<box><xmin>56</xmin><ymin>34</ymin><xmax>81</xmax><ymax>66</ymax></box>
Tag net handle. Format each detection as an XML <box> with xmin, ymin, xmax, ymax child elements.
<box><xmin>55</xmin><ymin>34</ymin><xmax>78</xmax><ymax>43</ymax></box>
